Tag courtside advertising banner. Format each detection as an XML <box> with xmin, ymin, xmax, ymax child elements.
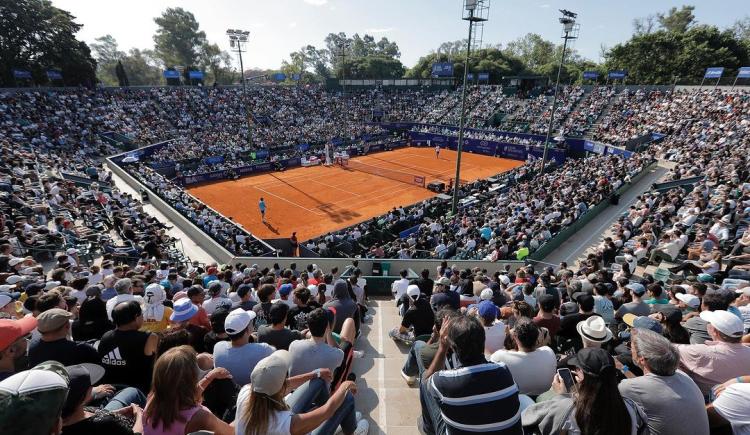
<box><xmin>736</xmin><ymin>67</ymin><xmax>750</xmax><ymax>79</ymax></box>
<box><xmin>431</xmin><ymin>62</ymin><xmax>453</xmax><ymax>77</ymax></box>
<box><xmin>583</xmin><ymin>71</ymin><xmax>599</xmax><ymax>80</ymax></box>
<box><xmin>608</xmin><ymin>70</ymin><xmax>627</xmax><ymax>79</ymax></box>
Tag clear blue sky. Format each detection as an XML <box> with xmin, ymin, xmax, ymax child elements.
<box><xmin>53</xmin><ymin>0</ymin><xmax>748</xmax><ymax>70</ymax></box>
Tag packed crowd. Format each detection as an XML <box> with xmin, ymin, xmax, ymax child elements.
<box><xmin>0</xmin><ymin>258</ymin><xmax>372</xmax><ymax>435</ymax></box>
<box><xmin>414</xmin><ymin>125</ymin><xmax>546</xmax><ymax>148</ymax></box>
<box><xmin>501</xmin><ymin>86</ymin><xmax>586</xmax><ymax>135</ymax></box>
<box><xmin>388</xmin><ymin>253</ymin><xmax>750</xmax><ymax>434</ymax></box>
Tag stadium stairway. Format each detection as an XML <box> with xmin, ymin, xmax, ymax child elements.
<box><xmin>352</xmin><ymin>298</ymin><xmax>421</xmax><ymax>434</ymax></box>
<box><xmin>539</xmin><ymin>161</ymin><xmax>670</xmax><ymax>268</ymax></box>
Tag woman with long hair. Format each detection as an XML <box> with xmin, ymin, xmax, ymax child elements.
<box><xmin>236</xmin><ymin>350</ymin><xmax>368</xmax><ymax>435</ymax></box>
<box><xmin>522</xmin><ymin>348</ymin><xmax>648</xmax><ymax>435</ymax></box>
<box><xmin>143</xmin><ymin>345</ymin><xmax>233</xmax><ymax>435</ymax></box>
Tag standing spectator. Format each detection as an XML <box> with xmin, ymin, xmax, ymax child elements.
<box><xmin>617</xmin><ymin>329</ymin><xmax>709</xmax><ymax>435</ymax></box>
<box><xmin>420</xmin><ymin>315</ymin><xmax>523</xmax><ymax>434</ymax></box>
<box><xmin>213</xmin><ymin>308</ymin><xmax>274</xmax><ymax>387</ymax></box>
<box><xmin>98</xmin><ymin>301</ymin><xmax>159</xmax><ymax>394</ymax></box>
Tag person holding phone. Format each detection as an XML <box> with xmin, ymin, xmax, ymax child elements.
<box><xmin>522</xmin><ymin>348</ymin><xmax>649</xmax><ymax>435</ymax></box>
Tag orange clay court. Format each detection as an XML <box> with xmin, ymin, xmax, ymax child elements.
<box><xmin>187</xmin><ymin>147</ymin><xmax>523</xmax><ymax>241</ymax></box>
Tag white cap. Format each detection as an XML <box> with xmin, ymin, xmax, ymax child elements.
<box><xmin>480</xmin><ymin>288</ymin><xmax>494</xmax><ymax>300</ymax></box>
<box><xmin>700</xmin><ymin>310</ymin><xmax>744</xmax><ymax>337</ymax></box>
<box><xmin>407</xmin><ymin>285</ymin><xmax>421</xmax><ymax>300</ymax></box>
<box><xmin>66</xmin><ymin>248</ymin><xmax>78</xmax><ymax>255</ymax></box>
<box><xmin>307</xmin><ymin>284</ymin><xmax>319</xmax><ymax>296</ymax></box>
<box><xmin>0</xmin><ymin>294</ymin><xmax>12</xmax><ymax>308</ymax></box>
<box><xmin>675</xmin><ymin>293</ymin><xmax>700</xmax><ymax>308</ymax></box>
<box><xmin>8</xmin><ymin>258</ymin><xmax>23</xmax><ymax>267</ymax></box>
<box><xmin>224</xmin><ymin>308</ymin><xmax>256</xmax><ymax>335</ymax></box>
<box><xmin>498</xmin><ymin>275</ymin><xmax>510</xmax><ymax>286</ymax></box>
<box><xmin>44</xmin><ymin>281</ymin><xmax>61</xmax><ymax>291</ymax></box>
<box><xmin>5</xmin><ymin>275</ymin><xmax>23</xmax><ymax>285</ymax></box>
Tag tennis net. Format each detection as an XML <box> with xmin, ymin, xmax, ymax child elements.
<box><xmin>337</xmin><ymin>158</ymin><xmax>426</xmax><ymax>188</ymax></box>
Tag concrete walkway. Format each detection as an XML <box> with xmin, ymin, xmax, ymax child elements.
<box><xmin>352</xmin><ymin>298</ymin><xmax>420</xmax><ymax>434</ymax></box>
<box><xmin>540</xmin><ymin>163</ymin><xmax>669</xmax><ymax>268</ymax></box>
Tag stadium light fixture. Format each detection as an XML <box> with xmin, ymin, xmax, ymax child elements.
<box><xmin>539</xmin><ymin>10</ymin><xmax>579</xmax><ymax>176</ymax></box>
<box><xmin>451</xmin><ymin>0</ymin><xmax>489</xmax><ymax>215</ymax></box>
<box><xmin>227</xmin><ymin>28</ymin><xmax>253</xmax><ymax>145</ymax></box>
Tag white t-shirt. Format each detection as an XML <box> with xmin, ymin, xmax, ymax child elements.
<box><xmin>490</xmin><ymin>346</ymin><xmax>556</xmax><ymax>395</ymax></box>
<box><xmin>105</xmin><ymin>294</ymin><xmax>144</xmax><ymax>320</ymax></box>
<box><xmin>713</xmin><ymin>382</ymin><xmax>750</xmax><ymax>435</ymax></box>
<box><xmin>235</xmin><ymin>385</ymin><xmax>294</xmax><ymax>435</ymax></box>
<box><xmin>392</xmin><ymin>278</ymin><xmax>409</xmax><ymax>300</ymax></box>
<box><xmin>484</xmin><ymin>322</ymin><xmax>506</xmax><ymax>355</ymax></box>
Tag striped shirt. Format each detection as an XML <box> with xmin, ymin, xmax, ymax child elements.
<box><xmin>429</xmin><ymin>361</ymin><xmax>523</xmax><ymax>434</ymax></box>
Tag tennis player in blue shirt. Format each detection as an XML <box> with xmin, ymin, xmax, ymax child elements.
<box><xmin>259</xmin><ymin>197</ymin><xmax>267</xmax><ymax>222</ymax></box>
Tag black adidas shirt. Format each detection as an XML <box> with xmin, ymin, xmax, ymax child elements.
<box><xmin>98</xmin><ymin>329</ymin><xmax>154</xmax><ymax>393</ymax></box>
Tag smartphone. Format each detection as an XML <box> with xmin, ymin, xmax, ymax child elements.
<box><xmin>557</xmin><ymin>368</ymin><xmax>576</xmax><ymax>392</ymax></box>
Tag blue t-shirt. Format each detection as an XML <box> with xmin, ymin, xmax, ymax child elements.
<box><xmin>213</xmin><ymin>341</ymin><xmax>275</xmax><ymax>386</ymax></box>
<box><xmin>259</xmin><ymin>200</ymin><xmax>266</xmax><ymax>212</ymax></box>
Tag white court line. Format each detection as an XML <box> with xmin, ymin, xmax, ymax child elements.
<box><xmin>376</xmin><ymin>300</ymin><xmax>387</xmax><ymax>430</ymax></box>
<box><xmin>308</xmin><ymin>178</ymin><xmax>362</xmax><ymax>197</ymax></box>
<box><xmin>254</xmin><ymin>185</ymin><xmax>326</xmax><ymax>216</ymax></box>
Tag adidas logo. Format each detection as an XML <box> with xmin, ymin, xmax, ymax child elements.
<box><xmin>101</xmin><ymin>347</ymin><xmax>127</xmax><ymax>366</ymax></box>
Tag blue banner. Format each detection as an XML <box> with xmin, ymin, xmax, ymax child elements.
<box><xmin>12</xmin><ymin>69</ymin><xmax>32</xmax><ymax>79</ymax></box>
<box><xmin>467</xmin><ymin>73</ymin><xmax>475</xmax><ymax>81</ymax></box>
<box><xmin>298</xmin><ymin>143</ymin><xmax>310</xmax><ymax>152</ymax></box>
<box><xmin>255</xmin><ymin>149</ymin><xmax>270</xmax><ymax>159</ymax></box>
<box><xmin>738</xmin><ymin>67</ymin><xmax>750</xmax><ymax>79</ymax></box>
<box><xmin>188</xmin><ymin>70</ymin><xmax>204</xmax><ymax>79</ymax></box>
<box><xmin>46</xmin><ymin>70</ymin><xmax>63</xmax><ymax>80</ymax></box>
<box><xmin>704</xmin><ymin>67</ymin><xmax>724</xmax><ymax>79</ymax></box>
<box><xmin>478</xmin><ymin>72</ymin><xmax>489</xmax><ymax>81</ymax></box>
<box><xmin>272</xmin><ymin>73</ymin><xmax>286</xmax><ymax>81</ymax></box>
<box><xmin>204</xmin><ymin>156</ymin><xmax>224</xmax><ymax>165</ymax></box>
<box><xmin>163</xmin><ymin>70</ymin><xmax>180</xmax><ymax>79</ymax></box>
<box><xmin>608</xmin><ymin>70</ymin><xmax>627</xmax><ymax>79</ymax></box>
<box><xmin>431</xmin><ymin>62</ymin><xmax>454</xmax><ymax>77</ymax></box>
<box><xmin>292</xmin><ymin>73</ymin><xmax>301</xmax><ymax>81</ymax></box>
<box><xmin>583</xmin><ymin>71</ymin><xmax>599</xmax><ymax>80</ymax></box>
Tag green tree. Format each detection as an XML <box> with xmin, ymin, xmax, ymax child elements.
<box><xmin>504</xmin><ymin>33</ymin><xmax>556</xmax><ymax>71</ymax></box>
<box><xmin>153</xmin><ymin>7</ymin><xmax>207</xmax><ymax>68</ymax></box>
<box><xmin>405</xmin><ymin>47</ymin><xmax>527</xmax><ymax>83</ymax></box>
<box><xmin>0</xmin><ymin>0</ymin><xmax>96</xmax><ymax>86</ymax></box>
<box><xmin>657</xmin><ymin>5</ymin><xmax>696</xmax><ymax>33</ymax></box>
<box><xmin>605</xmin><ymin>25</ymin><xmax>750</xmax><ymax>84</ymax></box>
<box><xmin>120</xmin><ymin>48</ymin><xmax>163</xmax><ymax>85</ymax></box>
<box><xmin>324</xmin><ymin>32</ymin><xmax>404</xmax><ymax>78</ymax></box>
<box><xmin>91</xmin><ymin>35</ymin><xmax>125</xmax><ymax>85</ymax></box>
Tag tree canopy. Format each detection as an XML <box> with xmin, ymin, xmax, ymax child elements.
<box><xmin>0</xmin><ymin>0</ymin><xmax>96</xmax><ymax>86</ymax></box>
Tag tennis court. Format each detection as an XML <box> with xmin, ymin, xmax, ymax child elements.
<box><xmin>187</xmin><ymin>147</ymin><xmax>523</xmax><ymax>241</ymax></box>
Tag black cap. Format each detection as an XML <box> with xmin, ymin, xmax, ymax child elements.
<box><xmin>85</xmin><ymin>285</ymin><xmax>102</xmax><ymax>297</ymax></box>
<box><xmin>24</xmin><ymin>282</ymin><xmax>45</xmax><ymax>296</ymax></box>
<box><xmin>568</xmin><ymin>348</ymin><xmax>616</xmax><ymax>378</ymax></box>
<box><xmin>573</xmin><ymin>293</ymin><xmax>595</xmax><ymax>311</ymax></box>
<box><xmin>63</xmin><ymin>363</ymin><xmax>105</xmax><ymax>413</ymax></box>
<box><xmin>659</xmin><ymin>306</ymin><xmax>682</xmax><ymax>324</ymax></box>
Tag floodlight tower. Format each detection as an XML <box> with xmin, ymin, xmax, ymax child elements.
<box><xmin>538</xmin><ymin>10</ymin><xmax>579</xmax><ymax>175</ymax></box>
<box><xmin>227</xmin><ymin>29</ymin><xmax>253</xmax><ymax>145</ymax></box>
<box><xmin>334</xmin><ymin>41</ymin><xmax>352</xmax><ymax>132</ymax></box>
<box><xmin>451</xmin><ymin>0</ymin><xmax>489</xmax><ymax>216</ymax></box>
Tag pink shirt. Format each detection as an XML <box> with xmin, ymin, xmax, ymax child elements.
<box><xmin>676</xmin><ymin>341</ymin><xmax>750</xmax><ymax>394</ymax></box>
<box><xmin>144</xmin><ymin>404</ymin><xmax>208</xmax><ymax>435</ymax></box>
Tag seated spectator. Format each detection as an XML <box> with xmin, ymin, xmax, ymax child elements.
<box><xmin>593</xmin><ymin>283</ymin><xmax>614</xmax><ymax>325</ymax></box>
<box><xmin>169</xmin><ymin>297</ymin><xmax>209</xmax><ymax>352</ymax></box>
<box><xmin>475</xmin><ymin>300</ymin><xmax>505</xmax><ymax>355</ymax></box>
<box><xmin>140</xmin><ymin>283</ymin><xmax>172</xmax><ymax>333</ymax></box>
<box><xmin>287</xmin><ymin>285</ymin><xmax>317</xmax><ymax>331</ymax></box>
<box><xmin>203</xmin><ymin>307</ymin><xmax>231</xmax><ymax>352</ymax></box>
<box><xmin>420</xmin><ymin>314</ymin><xmax>522</xmax><ymax>434</ymax></box>
<box><xmin>615</xmin><ymin>283</ymin><xmax>650</xmax><ymax>321</ymax></box>
<box><xmin>684</xmin><ymin>291</ymin><xmax>730</xmax><ymax>344</ymax></box>
<box><xmin>73</xmin><ymin>287</ymin><xmax>113</xmax><ymax>341</ymax></box>
<box><xmin>98</xmin><ymin>300</ymin><xmax>158</xmax><ymax>394</ymax></box>
<box><xmin>708</xmin><ymin>376</ymin><xmax>750</xmax><ymax>434</ymax></box>
<box><xmin>401</xmin><ymin>308</ymin><xmax>458</xmax><ymax>386</ymax></box>
<box><xmin>617</xmin><ymin>328</ymin><xmax>709</xmax><ymax>435</ymax></box>
<box><xmin>252</xmin><ymin>283</ymin><xmax>276</xmax><ymax>328</ymax></box>
<box><xmin>0</xmin><ymin>316</ymin><xmax>37</xmax><ymax>381</ymax></box>
<box><xmin>29</xmin><ymin>308</ymin><xmax>99</xmax><ymax>367</ymax></box>
<box><xmin>533</xmin><ymin>293</ymin><xmax>561</xmax><ymax>339</ymax></box>
<box><xmin>143</xmin><ymin>345</ymin><xmax>233</xmax><ymax>435</ymax></box>
<box><xmin>676</xmin><ymin>310</ymin><xmax>750</xmax><ymax>395</ymax></box>
<box><xmin>324</xmin><ymin>280</ymin><xmax>360</xmax><ymax>336</ymax></box>
<box><xmin>390</xmin><ymin>285</ymin><xmax>434</xmax><ymax>343</ymax></box>
<box><xmin>213</xmin><ymin>308</ymin><xmax>274</xmax><ymax>387</ymax></box>
<box><xmin>61</xmin><ymin>363</ymin><xmax>145</xmax><ymax>435</ymax></box>
<box><xmin>106</xmin><ymin>278</ymin><xmax>143</xmax><ymax>321</ymax></box>
<box><xmin>490</xmin><ymin>319</ymin><xmax>556</xmax><ymax>395</ymax></box>
<box><xmin>289</xmin><ymin>307</ymin><xmax>357</xmax><ymax>392</ymax></box>
<box><xmin>186</xmin><ymin>285</ymin><xmax>212</xmax><ymax>330</ymax></box>
<box><xmin>235</xmin><ymin>349</ymin><xmax>368</xmax><ymax>434</ymax></box>
<box><xmin>430</xmin><ymin>277</ymin><xmax>459</xmax><ymax>311</ymax></box>
<box><xmin>557</xmin><ymin>294</ymin><xmax>600</xmax><ymax>351</ymax></box>
<box><xmin>522</xmin><ymin>347</ymin><xmax>648</xmax><ymax>434</ymax></box>
<box><xmin>257</xmin><ymin>302</ymin><xmax>304</xmax><ymax>351</ymax></box>
<box><xmin>202</xmin><ymin>281</ymin><xmax>232</xmax><ymax>316</ymax></box>
<box><xmin>0</xmin><ymin>361</ymin><xmax>71</xmax><ymax>435</ymax></box>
